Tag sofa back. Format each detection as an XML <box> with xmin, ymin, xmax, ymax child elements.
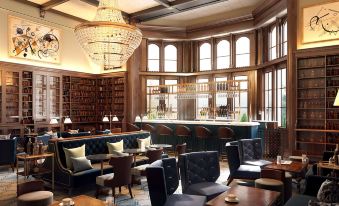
<box><xmin>58</xmin><ymin>131</ymin><xmax>91</xmax><ymax>138</ymax></box>
<box><xmin>55</xmin><ymin>131</ymin><xmax>150</xmax><ymax>168</ymax></box>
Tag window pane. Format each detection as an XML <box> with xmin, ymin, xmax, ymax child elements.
<box><xmin>200</xmin><ymin>59</ymin><xmax>212</xmax><ymax>71</ymax></box>
<box><xmin>200</xmin><ymin>43</ymin><xmax>211</xmax><ymax>71</ymax></box>
<box><xmin>146</xmin><ymin>79</ymin><xmax>160</xmax><ymax>117</ymax></box>
<box><xmin>165</xmin><ymin>79</ymin><xmax>178</xmax><ymax>119</ymax></box>
<box><xmin>148</xmin><ymin>44</ymin><xmax>159</xmax><ymax>59</ymax></box>
<box><xmin>164</xmin><ymin>60</ymin><xmax>177</xmax><ymax>72</ymax></box>
<box><xmin>236</xmin><ymin>54</ymin><xmax>250</xmax><ymax>67</ymax></box>
<box><xmin>196</xmin><ymin>78</ymin><xmax>209</xmax><ymax>118</ymax></box>
<box><xmin>234</xmin><ymin>75</ymin><xmax>248</xmax><ymax>121</ymax></box>
<box><xmin>148</xmin><ymin>60</ymin><xmax>160</xmax><ymax>72</ymax></box>
<box><xmin>217</xmin><ymin>56</ymin><xmax>230</xmax><ymax>69</ymax></box>
<box><xmin>165</xmin><ymin>45</ymin><xmax>177</xmax><ymax>72</ymax></box>
<box><xmin>283</xmin><ymin>22</ymin><xmax>288</xmax><ymax>56</ymax></box>
<box><xmin>216</xmin><ymin>77</ymin><xmax>227</xmax><ymax>107</ymax></box>
<box><xmin>236</xmin><ymin>37</ymin><xmax>250</xmax><ymax>55</ymax></box>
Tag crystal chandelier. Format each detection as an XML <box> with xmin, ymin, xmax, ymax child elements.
<box><xmin>74</xmin><ymin>0</ymin><xmax>142</xmax><ymax>68</ymax></box>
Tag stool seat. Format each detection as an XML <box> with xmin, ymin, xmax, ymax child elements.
<box><xmin>18</xmin><ymin>191</ymin><xmax>53</xmax><ymax>206</ymax></box>
<box><xmin>255</xmin><ymin>178</ymin><xmax>283</xmax><ymax>188</ymax></box>
<box><xmin>96</xmin><ymin>173</ymin><xmax>114</xmax><ymax>186</ymax></box>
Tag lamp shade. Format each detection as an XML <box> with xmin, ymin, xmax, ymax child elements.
<box><xmin>112</xmin><ymin>116</ymin><xmax>119</xmax><ymax>122</ymax></box>
<box><xmin>142</xmin><ymin>115</ymin><xmax>148</xmax><ymax>120</ymax></box>
<box><xmin>334</xmin><ymin>90</ymin><xmax>339</xmax><ymax>106</ymax></box>
<box><xmin>64</xmin><ymin>117</ymin><xmax>72</xmax><ymax>124</ymax></box>
<box><xmin>49</xmin><ymin>118</ymin><xmax>58</xmax><ymax>125</ymax></box>
<box><xmin>102</xmin><ymin>116</ymin><xmax>109</xmax><ymax>122</ymax></box>
<box><xmin>135</xmin><ymin>115</ymin><xmax>141</xmax><ymax>122</ymax></box>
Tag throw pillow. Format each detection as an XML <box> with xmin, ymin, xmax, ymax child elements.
<box><xmin>63</xmin><ymin>145</ymin><xmax>86</xmax><ymax>169</ymax></box>
<box><xmin>110</xmin><ymin>150</ymin><xmax>129</xmax><ymax>157</ymax></box>
<box><xmin>0</xmin><ymin>134</ymin><xmax>10</xmax><ymax>140</ymax></box>
<box><xmin>317</xmin><ymin>179</ymin><xmax>339</xmax><ymax>203</ymax></box>
<box><xmin>68</xmin><ymin>129</ymin><xmax>79</xmax><ymax>134</ymax></box>
<box><xmin>71</xmin><ymin>157</ymin><xmax>93</xmax><ymax>173</ymax></box>
<box><xmin>137</xmin><ymin>136</ymin><xmax>151</xmax><ymax>149</ymax></box>
<box><xmin>107</xmin><ymin>140</ymin><xmax>124</xmax><ymax>153</ymax></box>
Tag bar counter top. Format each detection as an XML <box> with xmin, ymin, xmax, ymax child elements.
<box><xmin>137</xmin><ymin>119</ymin><xmax>260</xmax><ymax>127</ymax></box>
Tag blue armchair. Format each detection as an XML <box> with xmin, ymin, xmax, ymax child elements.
<box><xmin>0</xmin><ymin>137</ymin><xmax>17</xmax><ymax>171</ymax></box>
<box><xmin>178</xmin><ymin>151</ymin><xmax>229</xmax><ymax>201</ymax></box>
<box><xmin>225</xmin><ymin>145</ymin><xmax>261</xmax><ymax>185</ymax></box>
<box><xmin>146</xmin><ymin>158</ymin><xmax>206</xmax><ymax>206</ymax></box>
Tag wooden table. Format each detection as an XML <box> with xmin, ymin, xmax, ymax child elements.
<box><xmin>206</xmin><ymin>184</ymin><xmax>280</xmax><ymax>206</ymax></box>
<box><xmin>317</xmin><ymin>161</ymin><xmax>339</xmax><ymax>176</ymax></box>
<box><xmin>86</xmin><ymin>154</ymin><xmax>114</xmax><ymax>175</ymax></box>
<box><xmin>265</xmin><ymin>161</ymin><xmax>308</xmax><ymax>173</ymax></box>
<box><xmin>16</xmin><ymin>152</ymin><xmax>54</xmax><ymax>190</ymax></box>
<box><xmin>123</xmin><ymin>148</ymin><xmax>147</xmax><ymax>167</ymax></box>
<box><xmin>51</xmin><ymin>195</ymin><xmax>108</xmax><ymax>206</ymax></box>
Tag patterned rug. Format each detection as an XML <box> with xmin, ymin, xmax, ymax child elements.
<box><xmin>0</xmin><ymin>162</ymin><xmax>230</xmax><ymax>206</ymax></box>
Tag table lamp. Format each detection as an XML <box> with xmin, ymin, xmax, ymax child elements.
<box><xmin>334</xmin><ymin>90</ymin><xmax>339</xmax><ymax>106</ymax></box>
<box><xmin>49</xmin><ymin>118</ymin><xmax>59</xmax><ymax>138</ymax></box>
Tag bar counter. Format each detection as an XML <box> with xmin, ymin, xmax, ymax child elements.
<box><xmin>136</xmin><ymin>120</ymin><xmax>259</xmax><ymax>151</ymax></box>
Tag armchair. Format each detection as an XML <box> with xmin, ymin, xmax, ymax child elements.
<box><xmin>225</xmin><ymin>145</ymin><xmax>261</xmax><ymax>185</ymax></box>
<box><xmin>238</xmin><ymin>138</ymin><xmax>272</xmax><ymax>166</ymax></box>
<box><xmin>178</xmin><ymin>151</ymin><xmax>229</xmax><ymax>200</ymax></box>
<box><xmin>146</xmin><ymin>158</ymin><xmax>206</xmax><ymax>206</ymax></box>
<box><xmin>0</xmin><ymin>137</ymin><xmax>17</xmax><ymax>171</ymax></box>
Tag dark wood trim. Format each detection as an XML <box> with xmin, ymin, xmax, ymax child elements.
<box><xmin>41</xmin><ymin>0</ymin><xmax>70</xmax><ymax>10</ymax></box>
<box><xmin>253</xmin><ymin>0</ymin><xmax>287</xmax><ymax>27</ymax></box>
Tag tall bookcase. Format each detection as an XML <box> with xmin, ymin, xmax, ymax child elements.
<box><xmin>22</xmin><ymin>71</ymin><xmax>34</xmax><ymax>131</ymax></box>
<box><xmin>296</xmin><ymin>55</ymin><xmax>339</xmax><ymax>159</ymax></box>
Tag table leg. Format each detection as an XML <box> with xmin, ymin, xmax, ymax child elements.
<box><xmin>16</xmin><ymin>157</ymin><xmax>19</xmax><ymax>186</ymax></box>
<box><xmin>133</xmin><ymin>154</ymin><xmax>137</xmax><ymax>167</ymax></box>
<box><xmin>317</xmin><ymin>165</ymin><xmax>320</xmax><ymax>176</ymax></box>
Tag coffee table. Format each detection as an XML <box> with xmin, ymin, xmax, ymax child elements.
<box><xmin>206</xmin><ymin>184</ymin><xmax>280</xmax><ymax>206</ymax></box>
<box><xmin>86</xmin><ymin>154</ymin><xmax>115</xmax><ymax>175</ymax></box>
<box><xmin>123</xmin><ymin>148</ymin><xmax>148</xmax><ymax>167</ymax></box>
<box><xmin>51</xmin><ymin>195</ymin><xmax>108</xmax><ymax>206</ymax></box>
<box><xmin>265</xmin><ymin>161</ymin><xmax>308</xmax><ymax>173</ymax></box>
<box><xmin>317</xmin><ymin>161</ymin><xmax>339</xmax><ymax>176</ymax></box>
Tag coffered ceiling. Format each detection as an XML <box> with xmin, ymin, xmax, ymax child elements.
<box><xmin>23</xmin><ymin>0</ymin><xmax>266</xmax><ymax>27</ymax></box>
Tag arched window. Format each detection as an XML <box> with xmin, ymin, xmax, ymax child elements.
<box><xmin>282</xmin><ymin>22</ymin><xmax>288</xmax><ymax>56</ymax></box>
<box><xmin>217</xmin><ymin>40</ymin><xmax>230</xmax><ymax>69</ymax></box>
<box><xmin>199</xmin><ymin>43</ymin><xmax>212</xmax><ymax>71</ymax></box>
<box><xmin>148</xmin><ymin>44</ymin><xmax>160</xmax><ymax>72</ymax></box>
<box><xmin>236</xmin><ymin>37</ymin><xmax>250</xmax><ymax>67</ymax></box>
<box><xmin>269</xmin><ymin>26</ymin><xmax>277</xmax><ymax>60</ymax></box>
<box><xmin>164</xmin><ymin>45</ymin><xmax>177</xmax><ymax>72</ymax></box>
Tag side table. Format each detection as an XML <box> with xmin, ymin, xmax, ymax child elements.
<box><xmin>16</xmin><ymin>152</ymin><xmax>55</xmax><ymax>190</ymax></box>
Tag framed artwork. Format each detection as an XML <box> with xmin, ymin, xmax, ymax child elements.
<box><xmin>302</xmin><ymin>1</ymin><xmax>339</xmax><ymax>44</ymax></box>
<box><xmin>8</xmin><ymin>16</ymin><xmax>61</xmax><ymax>64</ymax></box>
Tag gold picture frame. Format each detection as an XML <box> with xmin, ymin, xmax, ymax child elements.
<box><xmin>8</xmin><ymin>15</ymin><xmax>61</xmax><ymax>64</ymax></box>
<box><xmin>302</xmin><ymin>1</ymin><xmax>339</xmax><ymax>44</ymax></box>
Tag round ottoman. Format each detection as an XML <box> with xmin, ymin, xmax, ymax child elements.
<box><xmin>18</xmin><ymin>191</ymin><xmax>53</xmax><ymax>206</ymax></box>
<box><xmin>255</xmin><ymin>178</ymin><xmax>284</xmax><ymax>204</ymax></box>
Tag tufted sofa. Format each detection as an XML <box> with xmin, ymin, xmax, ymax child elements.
<box><xmin>146</xmin><ymin>158</ymin><xmax>206</xmax><ymax>206</ymax></box>
<box><xmin>57</xmin><ymin>131</ymin><xmax>92</xmax><ymax>138</ymax></box>
<box><xmin>42</xmin><ymin>131</ymin><xmax>151</xmax><ymax>191</ymax></box>
<box><xmin>178</xmin><ymin>151</ymin><xmax>229</xmax><ymax>201</ymax></box>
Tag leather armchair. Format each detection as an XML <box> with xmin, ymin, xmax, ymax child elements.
<box><xmin>146</xmin><ymin>158</ymin><xmax>206</xmax><ymax>206</ymax></box>
<box><xmin>178</xmin><ymin>151</ymin><xmax>229</xmax><ymax>200</ymax></box>
<box><xmin>0</xmin><ymin>137</ymin><xmax>17</xmax><ymax>171</ymax></box>
<box><xmin>225</xmin><ymin>145</ymin><xmax>261</xmax><ymax>185</ymax></box>
<box><xmin>237</xmin><ymin>138</ymin><xmax>272</xmax><ymax>166</ymax></box>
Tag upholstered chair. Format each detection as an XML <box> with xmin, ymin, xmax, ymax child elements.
<box><xmin>0</xmin><ymin>137</ymin><xmax>17</xmax><ymax>171</ymax></box>
<box><xmin>175</xmin><ymin>125</ymin><xmax>192</xmax><ymax>151</ymax></box>
<box><xmin>146</xmin><ymin>158</ymin><xmax>206</xmax><ymax>206</ymax></box>
<box><xmin>126</xmin><ymin>123</ymin><xmax>140</xmax><ymax>132</ymax></box>
<box><xmin>238</xmin><ymin>138</ymin><xmax>272</xmax><ymax>166</ymax></box>
<box><xmin>217</xmin><ymin>127</ymin><xmax>234</xmax><ymax>160</ymax></box>
<box><xmin>225</xmin><ymin>145</ymin><xmax>261</xmax><ymax>185</ymax></box>
<box><xmin>156</xmin><ymin>124</ymin><xmax>174</xmax><ymax>145</ymax></box>
<box><xmin>95</xmin><ymin>155</ymin><xmax>133</xmax><ymax>202</ymax></box>
<box><xmin>178</xmin><ymin>151</ymin><xmax>229</xmax><ymax>201</ymax></box>
<box><xmin>17</xmin><ymin>180</ymin><xmax>53</xmax><ymax>206</ymax></box>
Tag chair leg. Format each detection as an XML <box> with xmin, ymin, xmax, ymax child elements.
<box><xmin>112</xmin><ymin>187</ymin><xmax>116</xmax><ymax>203</ymax></box>
<box><xmin>226</xmin><ymin>177</ymin><xmax>233</xmax><ymax>186</ymax></box>
<box><xmin>119</xmin><ymin>186</ymin><xmax>121</xmax><ymax>193</ymax></box>
<box><xmin>95</xmin><ymin>185</ymin><xmax>100</xmax><ymax>198</ymax></box>
<box><xmin>128</xmin><ymin>184</ymin><xmax>133</xmax><ymax>199</ymax></box>
<box><xmin>11</xmin><ymin>164</ymin><xmax>15</xmax><ymax>172</ymax></box>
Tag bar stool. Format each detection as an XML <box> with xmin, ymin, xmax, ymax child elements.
<box><xmin>126</xmin><ymin>123</ymin><xmax>140</xmax><ymax>132</ymax></box>
<box><xmin>142</xmin><ymin>124</ymin><xmax>156</xmax><ymax>143</ymax></box>
<box><xmin>175</xmin><ymin>125</ymin><xmax>192</xmax><ymax>151</ymax></box>
<box><xmin>195</xmin><ymin>126</ymin><xmax>213</xmax><ymax>151</ymax></box>
<box><xmin>156</xmin><ymin>124</ymin><xmax>174</xmax><ymax>145</ymax></box>
<box><xmin>217</xmin><ymin>127</ymin><xmax>234</xmax><ymax>161</ymax></box>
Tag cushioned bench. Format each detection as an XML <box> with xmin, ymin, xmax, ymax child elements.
<box><xmin>42</xmin><ymin>131</ymin><xmax>151</xmax><ymax>192</ymax></box>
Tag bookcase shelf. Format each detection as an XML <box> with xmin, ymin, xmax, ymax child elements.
<box><xmin>296</xmin><ymin>55</ymin><xmax>339</xmax><ymax>157</ymax></box>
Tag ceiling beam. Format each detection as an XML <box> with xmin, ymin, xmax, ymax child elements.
<box><xmin>79</xmin><ymin>0</ymin><xmax>131</xmax><ymax>19</ymax></box>
<box><xmin>131</xmin><ymin>0</ymin><xmax>229</xmax><ymax>22</ymax></box>
<box><xmin>41</xmin><ymin>0</ymin><xmax>70</xmax><ymax>10</ymax></box>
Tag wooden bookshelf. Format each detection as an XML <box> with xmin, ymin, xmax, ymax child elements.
<box><xmin>113</xmin><ymin>77</ymin><xmax>125</xmax><ymax>120</ymax></box>
<box><xmin>22</xmin><ymin>71</ymin><xmax>34</xmax><ymax>131</ymax></box>
<box><xmin>5</xmin><ymin>71</ymin><xmax>20</xmax><ymax>124</ymax></box>
<box><xmin>96</xmin><ymin>78</ymin><xmax>114</xmax><ymax>122</ymax></box>
<box><xmin>296</xmin><ymin>55</ymin><xmax>339</xmax><ymax>158</ymax></box>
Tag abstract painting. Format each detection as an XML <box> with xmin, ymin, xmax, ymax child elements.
<box><xmin>8</xmin><ymin>16</ymin><xmax>60</xmax><ymax>63</ymax></box>
<box><xmin>302</xmin><ymin>1</ymin><xmax>339</xmax><ymax>44</ymax></box>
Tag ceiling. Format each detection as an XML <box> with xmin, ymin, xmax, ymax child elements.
<box><xmin>25</xmin><ymin>0</ymin><xmax>266</xmax><ymax>27</ymax></box>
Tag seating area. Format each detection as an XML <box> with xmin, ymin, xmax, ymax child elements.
<box><xmin>1</xmin><ymin>0</ymin><xmax>339</xmax><ymax>205</ymax></box>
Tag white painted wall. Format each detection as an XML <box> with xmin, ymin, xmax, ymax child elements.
<box><xmin>0</xmin><ymin>0</ymin><xmax>101</xmax><ymax>74</ymax></box>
